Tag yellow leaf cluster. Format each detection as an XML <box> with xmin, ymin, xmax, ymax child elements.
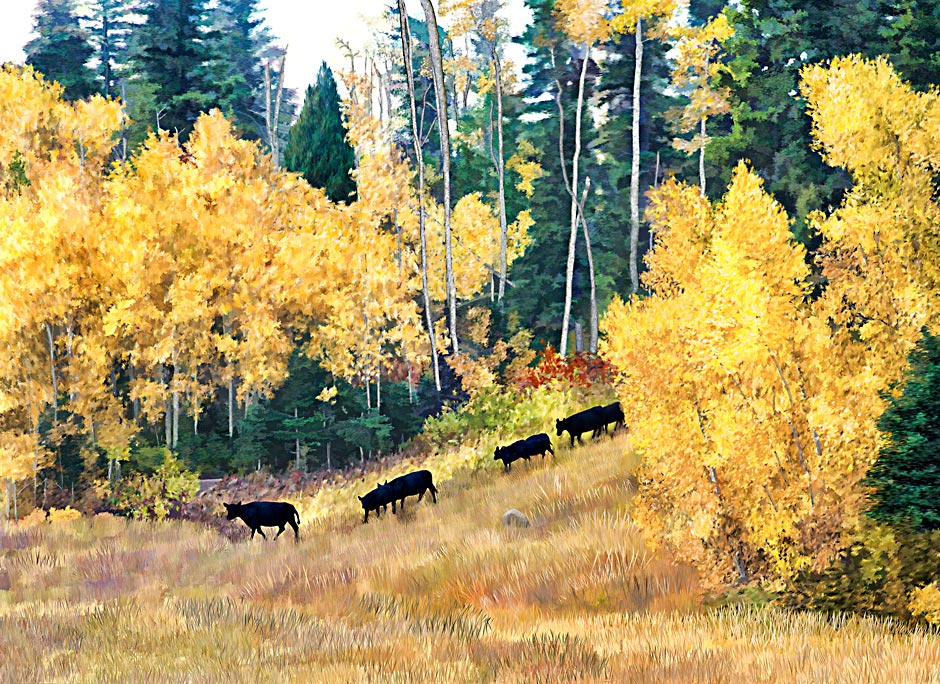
<box><xmin>667</xmin><ymin>15</ymin><xmax>733</xmax><ymax>146</ymax></box>
<box><xmin>555</xmin><ymin>0</ymin><xmax>612</xmax><ymax>45</ymax></box>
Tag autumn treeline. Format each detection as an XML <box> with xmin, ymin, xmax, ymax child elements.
<box><xmin>0</xmin><ymin>65</ymin><xmax>532</xmax><ymax>512</ymax></box>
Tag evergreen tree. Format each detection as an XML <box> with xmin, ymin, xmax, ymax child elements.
<box><xmin>24</xmin><ymin>0</ymin><xmax>97</xmax><ymax>100</ymax></box>
<box><xmin>881</xmin><ymin>0</ymin><xmax>940</xmax><ymax>90</ymax></box>
<box><xmin>132</xmin><ymin>0</ymin><xmax>217</xmax><ymax>140</ymax></box>
<box><xmin>283</xmin><ymin>62</ymin><xmax>357</xmax><ymax>203</ymax></box>
<box><xmin>712</xmin><ymin>0</ymin><xmax>887</xmax><ymax>233</ymax></box>
<box><xmin>865</xmin><ymin>330</ymin><xmax>940</xmax><ymax>532</ymax></box>
<box><xmin>209</xmin><ymin>0</ymin><xmax>278</xmax><ymax>140</ymax></box>
<box><xmin>87</xmin><ymin>0</ymin><xmax>138</xmax><ymax>98</ymax></box>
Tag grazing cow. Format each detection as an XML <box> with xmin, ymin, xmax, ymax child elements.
<box><xmin>358</xmin><ymin>482</ymin><xmax>393</xmax><ymax>523</ymax></box>
<box><xmin>224</xmin><ymin>501</ymin><xmax>300</xmax><ymax>540</ymax></box>
<box><xmin>385</xmin><ymin>469</ymin><xmax>438</xmax><ymax>514</ymax></box>
<box><xmin>555</xmin><ymin>405</ymin><xmax>607</xmax><ymax>447</ymax></box>
<box><xmin>494</xmin><ymin>433</ymin><xmax>555</xmax><ymax>472</ymax></box>
<box><xmin>599</xmin><ymin>402</ymin><xmax>626</xmax><ymax>436</ymax></box>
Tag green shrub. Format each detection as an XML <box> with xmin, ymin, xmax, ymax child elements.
<box><xmin>784</xmin><ymin>518</ymin><xmax>940</xmax><ymax>620</ymax></box>
<box><xmin>111</xmin><ymin>450</ymin><xmax>200</xmax><ymax>521</ymax></box>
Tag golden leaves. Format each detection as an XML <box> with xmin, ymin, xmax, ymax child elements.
<box><xmin>555</xmin><ymin>0</ymin><xmax>612</xmax><ymax>45</ymax></box>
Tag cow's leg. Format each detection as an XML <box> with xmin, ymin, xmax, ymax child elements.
<box><xmin>288</xmin><ymin>519</ymin><xmax>299</xmax><ymax>540</ymax></box>
<box><xmin>255</xmin><ymin>527</ymin><xmax>267</xmax><ymax>540</ymax></box>
<box><xmin>274</xmin><ymin>525</ymin><xmax>285</xmax><ymax>539</ymax></box>
<box><xmin>417</xmin><ymin>490</ymin><xmax>425</xmax><ymax>502</ymax></box>
<box><xmin>364</xmin><ymin>510</ymin><xmax>369</xmax><ymax>523</ymax></box>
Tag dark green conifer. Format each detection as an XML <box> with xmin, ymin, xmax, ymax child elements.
<box><xmin>132</xmin><ymin>0</ymin><xmax>216</xmax><ymax>140</ymax></box>
<box><xmin>283</xmin><ymin>62</ymin><xmax>356</xmax><ymax>203</ymax></box>
<box><xmin>865</xmin><ymin>330</ymin><xmax>940</xmax><ymax>531</ymax></box>
<box><xmin>25</xmin><ymin>0</ymin><xmax>97</xmax><ymax>100</ymax></box>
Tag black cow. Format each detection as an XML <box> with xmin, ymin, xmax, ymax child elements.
<box><xmin>358</xmin><ymin>483</ymin><xmax>393</xmax><ymax>523</ymax></box>
<box><xmin>599</xmin><ymin>402</ymin><xmax>626</xmax><ymax>436</ymax></box>
<box><xmin>384</xmin><ymin>469</ymin><xmax>438</xmax><ymax>514</ymax></box>
<box><xmin>494</xmin><ymin>433</ymin><xmax>555</xmax><ymax>472</ymax></box>
<box><xmin>224</xmin><ymin>501</ymin><xmax>300</xmax><ymax>540</ymax></box>
<box><xmin>555</xmin><ymin>405</ymin><xmax>607</xmax><ymax>447</ymax></box>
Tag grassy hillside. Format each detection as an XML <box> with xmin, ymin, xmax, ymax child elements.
<box><xmin>1</xmin><ymin>433</ymin><xmax>939</xmax><ymax>682</ymax></box>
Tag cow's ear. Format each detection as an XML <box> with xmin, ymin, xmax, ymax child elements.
<box><xmin>358</xmin><ymin>495</ymin><xmax>363</xmax><ymax>501</ymax></box>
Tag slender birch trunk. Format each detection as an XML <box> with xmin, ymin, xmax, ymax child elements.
<box><xmin>699</xmin><ymin>115</ymin><xmax>707</xmax><ymax>196</ymax></box>
<box><xmin>493</xmin><ymin>54</ymin><xmax>509</xmax><ymax>304</ymax></box>
<box><xmin>629</xmin><ymin>18</ymin><xmax>643</xmax><ymax>294</ymax></box>
<box><xmin>264</xmin><ymin>53</ymin><xmax>287</xmax><ymax>167</ymax></box>
<box><xmin>172</xmin><ymin>359</ymin><xmax>180</xmax><ymax>449</ymax></box>
<box><xmin>560</xmin><ymin>44</ymin><xmax>591</xmax><ymax>357</ymax></box>
<box><xmin>45</xmin><ymin>324</ymin><xmax>57</xmax><ymax>422</ymax></box>
<box><xmin>398</xmin><ymin>0</ymin><xmax>441</xmax><ymax>391</ymax></box>
<box><xmin>577</xmin><ymin>178</ymin><xmax>598</xmax><ymax>352</ymax></box>
<box><xmin>228</xmin><ymin>378</ymin><xmax>235</xmax><ymax>438</ymax></box>
<box><xmin>419</xmin><ymin>0</ymin><xmax>458</xmax><ymax>354</ymax></box>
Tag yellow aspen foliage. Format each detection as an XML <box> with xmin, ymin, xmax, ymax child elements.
<box><xmin>555</xmin><ymin>0</ymin><xmax>612</xmax><ymax>45</ymax></box>
<box><xmin>609</xmin><ymin>0</ymin><xmax>677</xmax><ymax>37</ymax></box>
<box><xmin>602</xmin><ymin>57</ymin><xmax>940</xmax><ymax>589</ymax></box>
<box><xmin>667</xmin><ymin>14</ymin><xmax>733</xmax><ymax>155</ymax></box>
<box><xmin>0</xmin><ymin>66</ymin><xmax>121</xmax><ymax>483</ymax></box>
<box><xmin>506</xmin><ymin>140</ymin><xmax>544</xmax><ymax>197</ymax></box>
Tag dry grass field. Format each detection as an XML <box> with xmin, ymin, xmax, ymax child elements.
<box><xmin>2</xmin><ymin>433</ymin><xmax>939</xmax><ymax>683</ymax></box>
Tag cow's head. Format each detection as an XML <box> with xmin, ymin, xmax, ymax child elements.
<box><xmin>223</xmin><ymin>501</ymin><xmax>242</xmax><ymax>520</ymax></box>
<box><xmin>493</xmin><ymin>447</ymin><xmax>503</xmax><ymax>461</ymax></box>
<box><xmin>555</xmin><ymin>418</ymin><xmax>564</xmax><ymax>436</ymax></box>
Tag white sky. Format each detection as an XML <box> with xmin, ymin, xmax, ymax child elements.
<box><xmin>0</xmin><ymin>0</ymin><xmax>531</xmax><ymax>98</ymax></box>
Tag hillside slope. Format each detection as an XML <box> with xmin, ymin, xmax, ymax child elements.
<box><xmin>1</xmin><ymin>433</ymin><xmax>939</xmax><ymax>682</ymax></box>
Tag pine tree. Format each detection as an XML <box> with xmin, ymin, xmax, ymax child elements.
<box><xmin>132</xmin><ymin>0</ymin><xmax>216</xmax><ymax>140</ymax></box>
<box><xmin>24</xmin><ymin>0</ymin><xmax>97</xmax><ymax>100</ymax></box>
<box><xmin>283</xmin><ymin>62</ymin><xmax>357</xmax><ymax>203</ymax></box>
<box><xmin>865</xmin><ymin>330</ymin><xmax>940</xmax><ymax>531</ymax></box>
<box><xmin>712</xmin><ymin>0</ymin><xmax>886</xmax><ymax>232</ymax></box>
<box><xmin>208</xmin><ymin>0</ymin><xmax>276</xmax><ymax>140</ymax></box>
<box><xmin>87</xmin><ymin>0</ymin><xmax>138</xmax><ymax>98</ymax></box>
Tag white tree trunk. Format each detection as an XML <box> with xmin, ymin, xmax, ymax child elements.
<box><xmin>560</xmin><ymin>44</ymin><xmax>591</xmax><ymax>357</ymax></box>
<box><xmin>494</xmin><ymin>55</ymin><xmax>508</xmax><ymax>304</ymax></box>
<box><xmin>45</xmin><ymin>324</ymin><xmax>57</xmax><ymax>422</ymax></box>
<box><xmin>419</xmin><ymin>0</ymin><xmax>458</xmax><ymax>354</ymax></box>
<box><xmin>264</xmin><ymin>53</ymin><xmax>287</xmax><ymax>167</ymax></box>
<box><xmin>398</xmin><ymin>0</ymin><xmax>441</xmax><ymax>391</ymax></box>
<box><xmin>577</xmin><ymin>179</ymin><xmax>598</xmax><ymax>352</ymax></box>
<box><xmin>699</xmin><ymin>116</ymin><xmax>707</xmax><ymax>196</ymax></box>
<box><xmin>629</xmin><ymin>18</ymin><xmax>644</xmax><ymax>294</ymax></box>
<box><xmin>228</xmin><ymin>377</ymin><xmax>235</xmax><ymax>438</ymax></box>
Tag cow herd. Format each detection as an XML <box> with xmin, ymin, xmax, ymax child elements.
<box><xmin>225</xmin><ymin>400</ymin><xmax>625</xmax><ymax>535</ymax></box>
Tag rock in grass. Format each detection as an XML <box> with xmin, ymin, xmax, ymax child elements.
<box><xmin>502</xmin><ymin>509</ymin><xmax>530</xmax><ymax>528</ymax></box>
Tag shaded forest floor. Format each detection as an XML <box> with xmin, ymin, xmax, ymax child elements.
<box><xmin>2</xmin><ymin>433</ymin><xmax>939</xmax><ymax>682</ymax></box>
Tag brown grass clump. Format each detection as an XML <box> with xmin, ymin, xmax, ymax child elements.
<box><xmin>1</xmin><ymin>433</ymin><xmax>939</xmax><ymax>682</ymax></box>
